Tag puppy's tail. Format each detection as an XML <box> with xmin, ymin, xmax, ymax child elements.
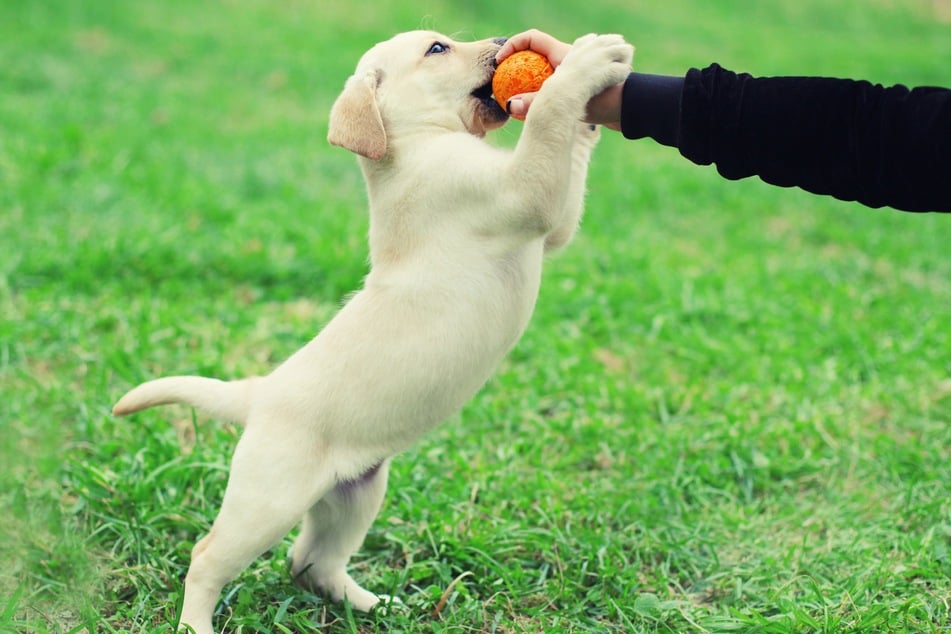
<box><xmin>112</xmin><ymin>376</ymin><xmax>259</xmax><ymax>425</ymax></box>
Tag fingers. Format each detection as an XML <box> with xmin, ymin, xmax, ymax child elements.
<box><xmin>505</xmin><ymin>92</ymin><xmax>536</xmax><ymax>120</ymax></box>
<box><xmin>496</xmin><ymin>29</ymin><xmax>571</xmax><ymax>66</ymax></box>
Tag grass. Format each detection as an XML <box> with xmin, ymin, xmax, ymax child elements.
<box><xmin>2</xmin><ymin>0</ymin><xmax>950</xmax><ymax>631</ymax></box>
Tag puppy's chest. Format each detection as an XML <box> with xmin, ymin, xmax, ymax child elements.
<box><xmin>464</xmin><ymin>251</ymin><xmax>544</xmax><ymax>344</ymax></box>
<box><xmin>369</xmin><ymin>247</ymin><xmax>543</xmax><ymax>344</ymax></box>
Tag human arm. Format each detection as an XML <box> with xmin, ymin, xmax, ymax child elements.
<box><xmin>668</xmin><ymin>65</ymin><xmax>951</xmax><ymax>212</ymax></box>
<box><xmin>501</xmin><ymin>30</ymin><xmax>951</xmax><ymax>212</ymax></box>
<box><xmin>613</xmin><ymin>65</ymin><xmax>951</xmax><ymax>212</ymax></box>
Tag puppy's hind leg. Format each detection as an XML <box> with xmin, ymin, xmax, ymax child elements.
<box><xmin>291</xmin><ymin>459</ymin><xmax>392</xmax><ymax>611</ymax></box>
<box><xmin>178</xmin><ymin>427</ymin><xmax>336</xmax><ymax>634</ymax></box>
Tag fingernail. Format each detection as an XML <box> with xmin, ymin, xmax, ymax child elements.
<box><xmin>507</xmin><ymin>97</ymin><xmax>525</xmax><ymax>117</ymax></box>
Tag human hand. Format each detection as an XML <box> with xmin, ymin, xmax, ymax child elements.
<box><xmin>496</xmin><ymin>29</ymin><xmax>572</xmax><ymax>67</ymax></box>
<box><xmin>495</xmin><ymin>29</ymin><xmax>628</xmax><ymax>130</ymax></box>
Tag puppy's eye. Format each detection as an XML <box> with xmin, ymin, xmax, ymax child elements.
<box><xmin>425</xmin><ymin>42</ymin><xmax>449</xmax><ymax>56</ymax></box>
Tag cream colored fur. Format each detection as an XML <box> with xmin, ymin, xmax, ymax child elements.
<box><xmin>113</xmin><ymin>30</ymin><xmax>633</xmax><ymax>634</ymax></box>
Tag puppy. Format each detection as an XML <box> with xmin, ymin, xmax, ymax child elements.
<box><xmin>113</xmin><ymin>30</ymin><xmax>633</xmax><ymax>634</ymax></box>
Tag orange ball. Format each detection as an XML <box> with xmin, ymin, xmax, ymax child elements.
<box><xmin>492</xmin><ymin>50</ymin><xmax>554</xmax><ymax>119</ymax></box>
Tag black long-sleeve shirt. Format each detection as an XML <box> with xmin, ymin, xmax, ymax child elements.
<box><xmin>620</xmin><ymin>64</ymin><xmax>951</xmax><ymax>212</ymax></box>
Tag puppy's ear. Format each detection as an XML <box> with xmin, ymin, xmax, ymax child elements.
<box><xmin>328</xmin><ymin>69</ymin><xmax>387</xmax><ymax>160</ymax></box>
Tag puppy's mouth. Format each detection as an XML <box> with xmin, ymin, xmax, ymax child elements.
<box><xmin>471</xmin><ymin>80</ymin><xmax>493</xmax><ymax>103</ymax></box>
<box><xmin>471</xmin><ymin>79</ymin><xmax>508</xmax><ymax>123</ymax></box>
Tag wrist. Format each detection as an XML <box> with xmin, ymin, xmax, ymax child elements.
<box><xmin>586</xmin><ymin>81</ymin><xmax>625</xmax><ymax>128</ymax></box>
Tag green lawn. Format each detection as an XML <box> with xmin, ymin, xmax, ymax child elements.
<box><xmin>2</xmin><ymin>0</ymin><xmax>950</xmax><ymax>632</ymax></box>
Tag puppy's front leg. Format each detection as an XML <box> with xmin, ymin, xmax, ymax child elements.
<box><xmin>544</xmin><ymin>122</ymin><xmax>601</xmax><ymax>253</ymax></box>
<box><xmin>504</xmin><ymin>35</ymin><xmax>632</xmax><ymax>236</ymax></box>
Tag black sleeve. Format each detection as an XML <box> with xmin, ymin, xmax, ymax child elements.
<box><xmin>621</xmin><ymin>64</ymin><xmax>951</xmax><ymax>212</ymax></box>
<box><xmin>619</xmin><ymin>72</ymin><xmax>684</xmax><ymax>147</ymax></box>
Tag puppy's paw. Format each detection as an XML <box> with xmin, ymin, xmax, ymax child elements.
<box><xmin>560</xmin><ymin>34</ymin><xmax>634</xmax><ymax>99</ymax></box>
<box><xmin>371</xmin><ymin>594</ymin><xmax>405</xmax><ymax>613</ymax></box>
<box><xmin>293</xmin><ymin>562</ymin><xmax>382</xmax><ymax>613</ymax></box>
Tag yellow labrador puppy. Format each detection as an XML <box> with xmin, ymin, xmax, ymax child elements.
<box><xmin>113</xmin><ymin>30</ymin><xmax>632</xmax><ymax>634</ymax></box>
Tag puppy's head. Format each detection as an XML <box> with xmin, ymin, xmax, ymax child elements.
<box><xmin>328</xmin><ymin>31</ymin><xmax>508</xmax><ymax>160</ymax></box>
